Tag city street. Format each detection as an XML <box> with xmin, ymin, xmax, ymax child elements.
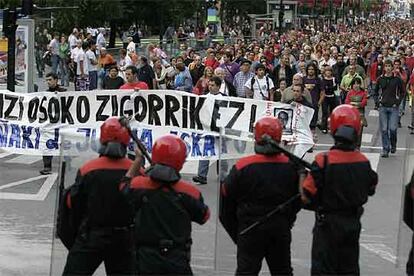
<box><xmin>0</xmin><ymin>97</ymin><xmax>411</xmax><ymax>275</ymax></box>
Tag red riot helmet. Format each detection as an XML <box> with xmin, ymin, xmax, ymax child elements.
<box><xmin>100</xmin><ymin>117</ymin><xmax>130</xmax><ymax>146</ymax></box>
<box><xmin>254</xmin><ymin>116</ymin><xmax>283</xmax><ymax>143</ymax></box>
<box><xmin>330</xmin><ymin>105</ymin><xmax>362</xmax><ymax>142</ymax></box>
<box><xmin>152</xmin><ymin>135</ymin><xmax>187</xmax><ymax>172</ymax></box>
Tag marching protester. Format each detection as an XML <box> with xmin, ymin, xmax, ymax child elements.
<box><xmin>62</xmin><ymin>117</ymin><xmax>136</xmax><ymax>275</ymax></box>
<box><xmin>245</xmin><ymin>64</ymin><xmax>275</xmax><ymax>101</ymax></box>
<box><xmin>282</xmin><ymin>73</ymin><xmax>313</xmax><ymax>104</ymax></box>
<box><xmin>233</xmin><ymin>59</ymin><xmax>254</xmax><ymax>98</ymax></box>
<box><xmin>74</xmin><ymin>41</ymin><xmax>90</xmax><ymax>91</ymax></box>
<box><xmin>220</xmin><ymin>116</ymin><xmax>302</xmax><ymax>275</ymax></box>
<box><xmin>192</xmin><ymin>76</ymin><xmax>227</xmax><ymax>185</ymax></box>
<box><xmin>301</xmin><ymin>104</ymin><xmax>378</xmax><ymax>276</ymax></box>
<box><xmin>39</xmin><ymin>72</ymin><xmax>67</xmax><ymax>175</ymax></box>
<box><xmin>320</xmin><ymin>66</ymin><xmax>338</xmax><ymax>133</ymax></box>
<box><xmin>345</xmin><ymin>78</ymin><xmax>368</xmax><ymax>148</ymax></box>
<box><xmin>120</xmin><ymin>65</ymin><xmax>149</xmax><ymax>90</ymax></box>
<box><xmin>102</xmin><ymin>65</ymin><xmax>125</xmax><ymax>89</ymax></box>
<box><xmin>121</xmin><ymin>135</ymin><xmax>210</xmax><ymax>275</ymax></box>
<box><xmin>214</xmin><ymin>67</ymin><xmax>237</xmax><ymax>96</ymax></box>
<box><xmin>374</xmin><ymin>59</ymin><xmax>404</xmax><ymax>158</ymax></box>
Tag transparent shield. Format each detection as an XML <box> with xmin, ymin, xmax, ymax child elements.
<box><xmin>396</xmin><ymin>130</ymin><xmax>414</xmax><ymax>271</ymax></box>
<box><xmin>396</xmin><ymin>172</ymin><xmax>413</xmax><ymax>269</ymax></box>
<box><xmin>49</xmin><ymin>134</ymin><xmax>100</xmax><ymax>275</ymax></box>
<box><xmin>214</xmin><ymin>129</ymin><xmax>256</xmax><ymax>273</ymax></box>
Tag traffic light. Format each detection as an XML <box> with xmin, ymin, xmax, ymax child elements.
<box><xmin>3</xmin><ymin>8</ymin><xmax>18</xmax><ymax>37</ymax></box>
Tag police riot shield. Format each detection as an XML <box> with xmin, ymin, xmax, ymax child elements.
<box><xmin>213</xmin><ymin>129</ymin><xmax>256</xmax><ymax>274</ymax></box>
<box><xmin>49</xmin><ymin>133</ymin><xmax>102</xmax><ymax>275</ymax></box>
<box><xmin>396</xmin><ymin>130</ymin><xmax>414</xmax><ymax>272</ymax></box>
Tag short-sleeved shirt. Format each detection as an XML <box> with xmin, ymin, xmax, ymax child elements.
<box><xmin>120</xmin><ymin>81</ymin><xmax>149</xmax><ymax>90</ymax></box>
<box><xmin>244</xmin><ymin>76</ymin><xmax>274</xmax><ymax>100</ymax></box>
<box><xmin>75</xmin><ymin>50</ymin><xmax>89</xmax><ymax>75</ymax></box>
<box><xmin>303</xmin><ymin>76</ymin><xmax>323</xmax><ymax>104</ymax></box>
<box><xmin>86</xmin><ymin>49</ymin><xmax>97</xmax><ymax>72</ymax></box>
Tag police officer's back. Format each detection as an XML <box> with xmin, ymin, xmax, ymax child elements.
<box><xmin>302</xmin><ymin>105</ymin><xmax>378</xmax><ymax>276</ymax></box>
<box><xmin>220</xmin><ymin>117</ymin><xmax>301</xmax><ymax>276</ymax></box>
<box><xmin>121</xmin><ymin>135</ymin><xmax>210</xmax><ymax>275</ymax></box>
<box><xmin>62</xmin><ymin>117</ymin><xmax>135</xmax><ymax>275</ymax></box>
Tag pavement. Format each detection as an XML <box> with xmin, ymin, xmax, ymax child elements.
<box><xmin>0</xmin><ymin>79</ymin><xmax>413</xmax><ymax>275</ymax></box>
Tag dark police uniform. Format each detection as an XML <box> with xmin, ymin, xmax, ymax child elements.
<box><xmin>63</xmin><ymin>156</ymin><xmax>136</xmax><ymax>275</ymax></box>
<box><xmin>404</xmin><ymin>172</ymin><xmax>414</xmax><ymax>276</ymax></box>
<box><xmin>302</xmin><ymin>147</ymin><xmax>377</xmax><ymax>275</ymax></box>
<box><xmin>220</xmin><ymin>153</ymin><xmax>301</xmax><ymax>275</ymax></box>
<box><xmin>123</xmin><ymin>164</ymin><xmax>210</xmax><ymax>275</ymax></box>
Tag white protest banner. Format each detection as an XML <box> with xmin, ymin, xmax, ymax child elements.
<box><xmin>0</xmin><ymin>89</ymin><xmax>314</xmax><ymax>159</ymax></box>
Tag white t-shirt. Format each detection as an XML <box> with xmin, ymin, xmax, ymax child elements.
<box><xmin>68</xmin><ymin>34</ymin><xmax>77</xmax><ymax>50</ymax></box>
<box><xmin>244</xmin><ymin>76</ymin><xmax>274</xmax><ymax>100</ymax></box>
<box><xmin>48</xmin><ymin>39</ymin><xmax>59</xmax><ymax>55</ymax></box>
<box><xmin>71</xmin><ymin>47</ymin><xmax>81</xmax><ymax>63</ymax></box>
<box><xmin>76</xmin><ymin>50</ymin><xmax>89</xmax><ymax>75</ymax></box>
<box><xmin>85</xmin><ymin>49</ymin><xmax>97</xmax><ymax>71</ymax></box>
<box><xmin>97</xmin><ymin>33</ymin><xmax>106</xmax><ymax>48</ymax></box>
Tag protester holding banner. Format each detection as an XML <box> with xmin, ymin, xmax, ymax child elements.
<box><xmin>102</xmin><ymin>65</ymin><xmax>125</xmax><ymax>89</ymax></box>
<box><xmin>193</xmin><ymin>76</ymin><xmax>226</xmax><ymax>185</ymax></box>
<box><xmin>220</xmin><ymin>116</ymin><xmax>301</xmax><ymax>275</ymax></box>
<box><xmin>39</xmin><ymin>72</ymin><xmax>67</xmax><ymax>175</ymax></box>
<box><xmin>120</xmin><ymin>66</ymin><xmax>149</xmax><ymax>90</ymax></box>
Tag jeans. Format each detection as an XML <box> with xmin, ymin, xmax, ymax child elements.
<box><xmin>89</xmin><ymin>71</ymin><xmax>98</xmax><ymax>90</ymax></box>
<box><xmin>379</xmin><ymin>106</ymin><xmax>399</xmax><ymax>152</ymax></box>
<box><xmin>51</xmin><ymin>54</ymin><xmax>59</xmax><ymax>74</ymax></box>
<box><xmin>35</xmin><ymin>49</ymin><xmax>45</xmax><ymax>77</ymax></box>
<box><xmin>321</xmin><ymin>96</ymin><xmax>338</xmax><ymax>130</ymax></box>
<box><xmin>197</xmin><ymin>138</ymin><xmax>228</xmax><ymax>181</ymax></box>
<box><xmin>399</xmin><ymin>92</ymin><xmax>407</xmax><ymax>116</ymax></box>
<box><xmin>59</xmin><ymin>58</ymin><xmax>69</xmax><ymax>86</ymax></box>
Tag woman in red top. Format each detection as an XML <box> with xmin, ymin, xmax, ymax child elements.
<box><xmin>345</xmin><ymin>78</ymin><xmax>368</xmax><ymax>149</ymax></box>
<box><xmin>204</xmin><ymin>49</ymin><xmax>220</xmax><ymax>70</ymax></box>
<box><xmin>194</xmin><ymin>66</ymin><xmax>213</xmax><ymax>95</ymax></box>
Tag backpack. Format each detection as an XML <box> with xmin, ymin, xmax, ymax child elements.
<box><xmin>250</xmin><ymin>76</ymin><xmax>271</xmax><ymax>100</ymax></box>
<box><xmin>56</xmin><ymin>184</ymin><xmax>85</xmax><ymax>250</ymax></box>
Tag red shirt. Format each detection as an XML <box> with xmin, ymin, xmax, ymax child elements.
<box><xmin>345</xmin><ymin>89</ymin><xmax>368</xmax><ymax>108</ymax></box>
<box><xmin>119</xmin><ymin>81</ymin><xmax>149</xmax><ymax>90</ymax></box>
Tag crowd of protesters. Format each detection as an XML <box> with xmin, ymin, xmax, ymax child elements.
<box><xmin>35</xmin><ymin>17</ymin><xmax>414</xmax><ymax>157</ymax></box>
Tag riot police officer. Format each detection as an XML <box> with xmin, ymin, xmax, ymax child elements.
<box><xmin>219</xmin><ymin>116</ymin><xmax>301</xmax><ymax>276</ymax></box>
<box><xmin>121</xmin><ymin>135</ymin><xmax>210</xmax><ymax>275</ymax></box>
<box><xmin>301</xmin><ymin>104</ymin><xmax>378</xmax><ymax>276</ymax></box>
<box><xmin>404</xmin><ymin>171</ymin><xmax>413</xmax><ymax>276</ymax></box>
<box><xmin>62</xmin><ymin>117</ymin><xmax>136</xmax><ymax>275</ymax></box>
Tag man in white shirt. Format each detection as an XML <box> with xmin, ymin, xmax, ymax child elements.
<box><xmin>75</xmin><ymin>42</ymin><xmax>90</xmax><ymax>91</ymax></box>
<box><xmin>193</xmin><ymin>76</ymin><xmax>226</xmax><ymax>185</ymax></box>
<box><xmin>48</xmin><ymin>32</ymin><xmax>60</xmax><ymax>74</ymax></box>
<box><xmin>96</xmin><ymin>28</ymin><xmax>106</xmax><ymax>50</ymax></box>
<box><xmin>68</xmin><ymin>28</ymin><xmax>79</xmax><ymax>51</ymax></box>
<box><xmin>86</xmin><ymin>42</ymin><xmax>98</xmax><ymax>90</ymax></box>
<box><xmin>244</xmin><ymin>64</ymin><xmax>275</xmax><ymax>101</ymax></box>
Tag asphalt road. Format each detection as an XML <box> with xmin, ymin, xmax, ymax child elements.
<box><xmin>0</xmin><ymin>93</ymin><xmax>412</xmax><ymax>275</ymax></box>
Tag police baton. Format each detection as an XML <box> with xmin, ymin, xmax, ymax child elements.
<box><xmin>275</xmin><ymin>143</ymin><xmax>313</xmax><ymax>170</ymax></box>
<box><xmin>239</xmin><ymin>194</ymin><xmax>301</xmax><ymax>236</ymax></box>
<box><xmin>118</xmin><ymin>116</ymin><xmax>153</xmax><ymax>165</ymax></box>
